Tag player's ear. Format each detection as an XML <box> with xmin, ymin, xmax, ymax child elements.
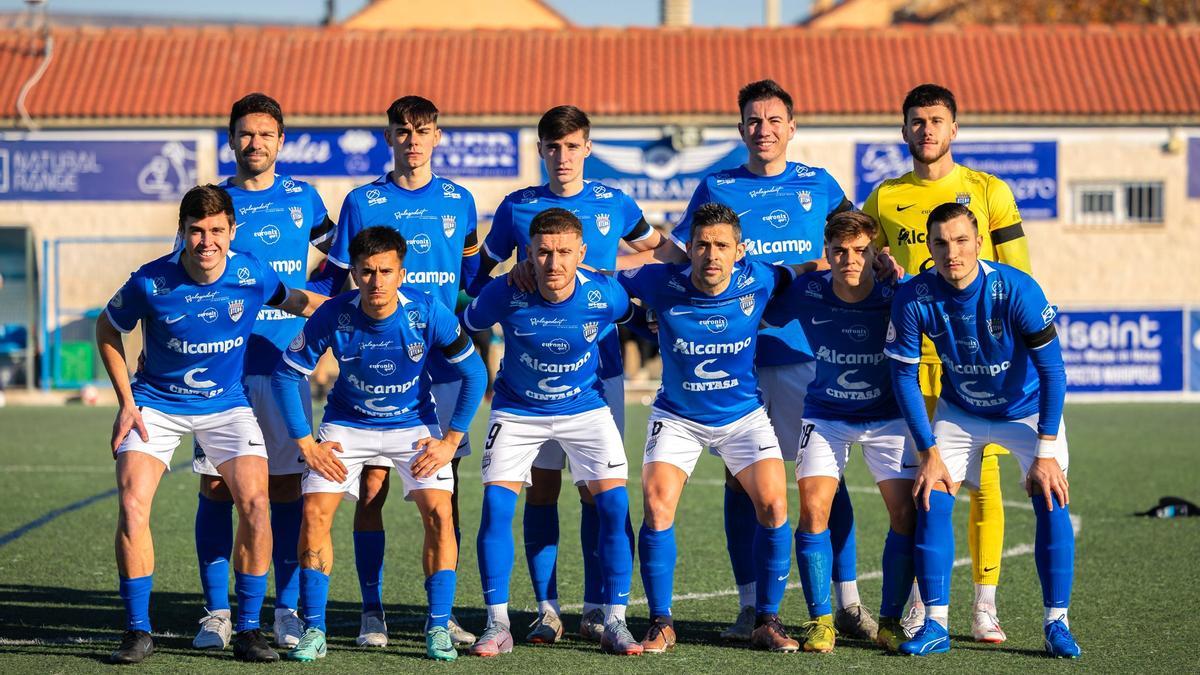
<box><xmin>735</xmin><ymin>241</ymin><xmax>746</xmax><ymax>261</ymax></box>
<box><xmin>583</xmin><ymin>137</ymin><xmax>592</xmax><ymax>157</ymax></box>
<box><xmin>950</xmin><ymin>120</ymin><xmax>958</xmax><ymax>141</ymax></box>
<box><xmin>432</xmin><ymin>127</ymin><xmax>442</xmax><ymax>148</ymax></box>
<box><xmin>535</xmin><ymin>140</ymin><xmax>546</xmax><ymax>159</ymax></box>
<box><xmin>578</xmin><ymin>241</ymin><xmax>588</xmax><ymax>260</ymax></box>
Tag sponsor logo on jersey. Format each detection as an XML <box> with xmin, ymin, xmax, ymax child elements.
<box><xmin>520</xmin><ymin>351</ymin><xmax>591</xmax><ymax>374</ymax></box>
<box><xmin>183</xmin><ymin>367</ymin><xmax>217</xmax><ymax>389</ymax></box>
<box><xmin>283</xmin><ymin>179</ymin><xmax>302</xmax><ymax>194</ymax></box>
<box><xmin>406</xmin><ymin>270</ymin><xmax>456</xmax><ymax>285</ymax></box>
<box><xmin>744</xmin><ymin>238</ymin><xmax>812</xmax><ymax>257</ymax></box>
<box><xmin>236</xmin><ymin>267</ymin><xmax>255</xmax><ymax>286</ymax></box>
<box><xmin>406</xmin><ymin>309</ymin><xmax>427</xmax><ymax>329</ymax></box>
<box><xmin>735</xmin><ymin>273</ymin><xmax>755</xmax><ymax>290</ymax></box>
<box><xmin>151</xmin><ymin>276</ymin><xmax>170</xmax><ymax>296</ymax></box>
<box><xmin>369</xmin><ymin>359</ymin><xmax>396</xmax><ymax>375</ymax></box>
<box><xmin>715</xmin><ymin>174</ymin><xmax>735</xmax><ymax>185</ymax></box>
<box><xmin>520</xmin><ymin>189</ymin><xmax>538</xmax><ymax>203</ymax></box>
<box><xmin>165</xmin><ymin>336</ymin><xmax>244</xmax><ymax>354</ymax></box>
<box><xmin>228</xmin><ymin>299</ymin><xmax>244</xmax><ymax>322</ymax></box>
<box><xmin>409</xmin><ymin>233</ymin><xmax>432</xmax><ymax>254</ymax></box>
<box><xmin>289</xmin><ymin>332</ymin><xmax>305</xmax><ymax>351</ymax></box>
<box><xmin>1041</xmin><ymin>304</ymin><xmax>1056</xmax><ymax>324</ymax></box>
<box><xmin>684</xmin><ymin>356</ymin><xmax>739</xmax><ymax>391</ymax></box>
<box><xmin>346</xmin><ymin>372</ymin><xmax>419</xmax><ymax>396</ymax></box>
<box><xmin>842</xmin><ymin>325</ymin><xmax>869</xmax><ymax>342</ymax></box>
<box><xmin>587</xmin><ymin>288</ymin><xmax>608</xmax><ymax>310</ymax></box>
<box><xmin>914</xmin><ymin>283</ymin><xmax>931</xmax><ymax>301</ymax></box>
<box><xmin>805</xmin><ymin>281</ymin><xmax>823</xmax><ymax>299</ymax></box>
<box><xmin>254</xmin><ymin>224</ymin><xmax>281</xmax><ymax>245</ymax></box>
<box><xmin>583</xmin><ymin>321</ymin><xmax>599</xmax><ymax>343</ymax></box>
<box><xmin>700</xmin><ymin>315</ymin><xmax>729</xmax><ymax>334</ymax></box>
<box><xmin>543</xmin><ymin>338</ymin><xmax>570</xmax><ymax>354</ymax></box>
<box><xmin>441</xmin><ymin>182</ymin><xmax>462</xmax><ymax>200</ymax></box>
<box><xmin>239</xmin><ymin>202</ymin><xmax>272</xmax><ymax>216</ymax></box>
<box><xmin>797</xmin><ymin>190</ymin><xmax>813</xmax><ymax>211</ymax></box>
<box><xmin>815</xmin><ymin>346</ymin><xmax>886</xmax><ymax>365</ymax></box>
<box><xmin>269</xmin><ymin>259</ymin><xmax>304</xmax><ymax>275</ymax></box>
<box><xmin>794</xmin><ymin>165</ymin><xmax>816</xmax><ymax>178</ymax></box>
<box><xmin>537</xmin><ymin>376</ymin><xmax>573</xmax><ymax>393</ymax></box>
<box><xmin>199</xmin><ymin>307</ymin><xmax>219</xmax><ymax>323</ymax></box>
<box><xmin>835</xmin><ymin>369</ymin><xmax>872</xmax><ymax>391</ymax></box>
<box><xmin>957</xmin><ymin>336</ymin><xmax>981</xmax><ymax>353</ymax></box>
<box><xmin>990</xmin><ymin>279</ymin><xmax>1007</xmax><ymax>300</ymax></box>
<box><xmin>186</xmin><ymin>290</ymin><xmax>221</xmax><ymax>304</ymax></box>
<box><xmin>510</xmin><ymin>291</ymin><xmax>529</xmax><ymax>308</ymax></box>
<box><xmin>739</xmin><ymin>294</ymin><xmax>755</xmax><ymax>316</ymax></box>
<box><xmin>667</xmin><ymin>277</ymin><xmax>686</xmax><ymax>292</ymax></box>
<box><xmin>530</xmin><ymin>317</ymin><xmax>567</xmax><ymax>327</ymax></box>
<box><xmin>289</xmin><ymin>205</ymin><xmax>304</xmax><ymax>228</ymax></box>
<box><xmin>940</xmin><ymin>357</ymin><xmax>1012</xmax><ymax>377</ymax></box>
<box><xmin>337</xmin><ymin>313</ymin><xmax>353</xmax><ymax>332</ymax></box>
<box><xmin>762</xmin><ymin>209</ymin><xmax>790</xmax><ymax>228</ymax></box>
<box><xmin>897</xmin><ymin>228</ymin><xmax>925</xmax><ymax>246</ymax></box>
<box><xmin>170</xmin><ymin>367</ymin><xmax>225</xmax><ymax>397</ymax></box>
<box><xmin>591</xmin><ymin>184</ymin><xmax>614</xmax><ymax>199</ymax></box>
<box><xmin>406</xmin><ymin>341</ymin><xmax>425</xmax><ymax>362</ymax></box>
<box><xmin>595</xmin><ymin>213</ymin><xmax>611</xmax><ymax>236</ymax></box>
<box><xmin>366</xmin><ymin>188</ymin><xmax>387</xmax><ymax>206</ymax></box>
<box><xmin>672</xmin><ymin>336</ymin><xmax>752</xmax><ymax>355</ymax></box>
<box><xmin>109</xmin><ymin>290</ymin><xmax>124</xmax><ymax>309</ymax></box>
<box><xmin>693</xmin><ymin>358</ymin><xmax>730</xmax><ymax>380</ymax></box>
<box><xmin>442</xmin><ymin>214</ymin><xmax>457</xmax><ymax>237</ymax></box>
<box><xmin>363</xmin><ymin>397</ymin><xmax>399</xmax><ymax>413</ymax></box>
<box><xmin>749</xmin><ymin>186</ymin><xmax>782</xmax><ymax>199</ymax></box>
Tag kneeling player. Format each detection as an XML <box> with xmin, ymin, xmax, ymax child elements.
<box><xmin>884</xmin><ymin>203</ymin><xmax>1078</xmax><ymax>658</ymax></box>
<box><xmin>763</xmin><ymin>211</ymin><xmax>916</xmax><ymax>653</ymax></box>
<box><xmin>463</xmin><ymin>208</ymin><xmax>640</xmax><ymax>657</ymax></box>
<box><xmin>272</xmin><ymin>226</ymin><xmax>485</xmax><ymax>662</ymax></box>
<box><xmin>618</xmin><ymin>203</ymin><xmax>798</xmax><ymax>654</ymax></box>
<box><xmin>98</xmin><ymin>185</ymin><xmax>326</xmax><ymax>664</ymax></box>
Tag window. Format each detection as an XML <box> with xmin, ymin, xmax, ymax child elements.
<box><xmin>1072</xmin><ymin>181</ymin><xmax>1165</xmax><ymax>225</ymax></box>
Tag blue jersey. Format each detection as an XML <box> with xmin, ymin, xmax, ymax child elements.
<box><xmin>885</xmin><ymin>261</ymin><xmax>1059</xmax><ymax>422</ymax></box>
<box><xmin>328</xmin><ymin>174</ymin><xmax>479</xmax><ymax>383</ymax></box>
<box><xmin>764</xmin><ymin>272</ymin><xmax>899</xmax><ymax>422</ymax></box>
<box><xmin>481</xmin><ymin>181</ymin><xmax>651</xmax><ymax>380</ymax></box>
<box><xmin>281</xmin><ymin>288</ymin><xmax>471</xmax><ymax>430</ymax></box>
<box><xmin>223</xmin><ymin>176</ymin><xmax>329</xmax><ymax>376</ymax></box>
<box><xmin>105</xmin><ymin>251</ymin><xmax>285</xmax><ymax>415</ymax></box>
<box><xmin>672</xmin><ymin>162</ymin><xmax>850</xmax><ymax>368</ymax></box>
<box><xmin>618</xmin><ymin>260</ymin><xmax>792</xmax><ymax>426</ymax></box>
<box><xmin>463</xmin><ymin>269</ymin><xmax>631</xmax><ymax>417</ymax></box>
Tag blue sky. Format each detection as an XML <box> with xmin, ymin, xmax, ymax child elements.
<box><xmin>16</xmin><ymin>0</ymin><xmax>815</xmax><ymax>26</ymax></box>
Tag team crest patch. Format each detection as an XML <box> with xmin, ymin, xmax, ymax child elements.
<box><xmin>987</xmin><ymin>318</ymin><xmax>1004</xmax><ymax>339</ymax></box>
<box><xmin>583</xmin><ymin>321</ymin><xmax>599</xmax><ymax>343</ymax></box>
<box><xmin>442</xmin><ymin>214</ymin><xmax>457</xmax><ymax>237</ymax></box>
<box><xmin>595</xmin><ymin>213</ymin><xmax>611</xmax><ymax>236</ymax></box>
<box><xmin>289</xmin><ymin>332</ymin><xmax>305</xmax><ymax>352</ymax></box>
<box><xmin>739</xmin><ymin>294</ymin><xmax>755</xmax><ymax>316</ymax></box>
<box><xmin>289</xmin><ymin>205</ymin><xmax>304</xmax><ymax>228</ymax></box>
<box><xmin>956</xmin><ymin>192</ymin><xmax>971</xmax><ymax>206</ymax></box>
<box><xmin>110</xmin><ymin>290</ymin><xmax>124</xmax><ymax>309</ymax></box>
<box><xmin>406</xmin><ymin>341</ymin><xmax>425</xmax><ymax>362</ymax></box>
<box><xmin>797</xmin><ymin>190</ymin><xmax>813</xmax><ymax>212</ymax></box>
<box><xmin>228</xmin><ymin>299</ymin><xmax>244</xmax><ymax>322</ymax></box>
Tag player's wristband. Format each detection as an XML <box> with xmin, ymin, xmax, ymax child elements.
<box><xmin>1035</xmin><ymin>437</ymin><xmax>1057</xmax><ymax>459</ymax></box>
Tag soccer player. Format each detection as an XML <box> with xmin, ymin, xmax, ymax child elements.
<box><xmin>762</xmin><ymin>211</ymin><xmax>917</xmax><ymax>653</ymax></box>
<box><xmin>314</xmin><ymin>96</ymin><xmax>481</xmax><ymax>647</ymax></box>
<box><xmin>884</xmin><ymin>203</ymin><xmax>1078</xmax><ymax>658</ymax></box>
<box><xmin>864</xmin><ymin>83</ymin><xmax>1032</xmax><ymax>641</ymax></box>
<box><xmin>462</xmin><ymin>208</ymin><xmax>641</xmax><ymax>657</ymax></box>
<box><xmin>617</xmin><ymin>203</ymin><xmax>798</xmax><ymax>653</ymax></box>
<box><xmin>272</xmin><ymin>226</ymin><xmax>486</xmax><ymax>662</ymax></box>
<box><xmin>190</xmin><ymin>93</ymin><xmax>335</xmax><ymax>651</ymax></box>
<box><xmin>468</xmin><ymin>105</ymin><xmax>669</xmax><ymax>643</ymax></box>
<box><xmin>627</xmin><ymin>79</ymin><xmax>875</xmax><ymax>641</ymax></box>
<box><xmin>97</xmin><ymin>185</ymin><xmax>326</xmax><ymax>664</ymax></box>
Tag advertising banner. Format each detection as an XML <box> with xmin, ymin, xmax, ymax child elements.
<box><xmin>1056</xmin><ymin>309</ymin><xmax>1184</xmax><ymax>392</ymax></box>
<box><xmin>0</xmin><ymin>139</ymin><xmax>197</xmax><ymax>201</ymax></box>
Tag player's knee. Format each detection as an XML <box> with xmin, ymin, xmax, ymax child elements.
<box><xmin>888</xmin><ymin>500</ymin><xmax>916</xmax><ymax>536</ymax></box>
<box><xmin>422</xmin><ymin>499</ymin><xmax>454</xmax><ymax>536</ymax></box>
<box><xmin>798</xmin><ymin>500</ymin><xmax>830</xmax><ymax>533</ymax></box>
<box><xmin>199</xmin><ymin>475</ymin><xmax>232</xmax><ymax>501</ymax></box>
<box><xmin>234</xmin><ymin>491</ymin><xmax>271</xmax><ymax>523</ymax></box>
<box><xmin>642</xmin><ymin>493</ymin><xmax>676</xmax><ymax>530</ymax></box>
<box><xmin>117</xmin><ymin>492</ymin><xmax>152</xmax><ymax>532</ymax></box>
<box><xmin>526</xmin><ymin>468</ymin><xmax>561</xmax><ymax>505</ymax></box>
<box><xmin>755</xmin><ymin>496</ymin><xmax>789</xmax><ymax>528</ymax></box>
<box><xmin>302</xmin><ymin>500</ymin><xmax>334</xmax><ymax>533</ymax></box>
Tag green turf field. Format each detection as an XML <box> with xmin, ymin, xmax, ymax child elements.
<box><xmin>1</xmin><ymin>402</ymin><xmax>1197</xmax><ymax>672</ymax></box>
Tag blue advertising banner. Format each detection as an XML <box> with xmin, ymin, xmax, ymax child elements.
<box><xmin>855</xmin><ymin>141</ymin><xmax>1059</xmax><ymax>219</ymax></box>
<box><xmin>1056</xmin><ymin>309</ymin><xmax>1184</xmax><ymax>392</ymax></box>
<box><xmin>1190</xmin><ymin>310</ymin><xmax>1200</xmax><ymax>392</ymax></box>
<box><xmin>1188</xmin><ymin>137</ymin><xmax>1200</xmax><ymax>199</ymax></box>
<box><xmin>0</xmin><ymin>139</ymin><xmax>197</xmax><ymax>201</ymax></box>
<box><xmin>217</xmin><ymin>128</ymin><xmax>519</xmax><ymax>178</ymax></box>
<box><xmin>556</xmin><ymin>135</ymin><xmax>747</xmax><ymax>202</ymax></box>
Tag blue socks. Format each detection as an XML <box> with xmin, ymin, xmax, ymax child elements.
<box><xmin>723</xmin><ymin>485</ymin><xmax>758</xmax><ymax>587</ymax></box>
<box><xmin>523</xmin><ymin>503</ymin><xmax>559</xmax><ymax>603</ymax></box>
<box><xmin>638</xmin><ymin>524</ymin><xmax>676</xmax><ymax>618</ymax></box>
<box><xmin>829</xmin><ymin>479</ymin><xmax>858</xmax><ymax>584</ymax></box>
<box><xmin>234</xmin><ymin>571</ymin><xmax>268</xmax><ymax>631</ymax></box>
<box><xmin>299</xmin><ymin>569</ymin><xmax>329</xmax><ymax>631</ymax></box>
<box><xmin>1033</xmin><ymin>495</ymin><xmax>1074</xmax><ymax>609</ymax></box>
<box><xmin>425</xmin><ymin>570</ymin><xmax>457</xmax><ymax>629</ymax></box>
<box><xmin>353</xmin><ymin>530</ymin><xmax>385</xmax><ymax>614</ymax></box>
<box><xmin>580</xmin><ymin>500</ymin><xmax>603</xmax><ymax>606</ymax></box>
<box><xmin>880</xmin><ymin>529</ymin><xmax>915</xmax><ymax>618</ymax></box>
<box><xmin>119</xmin><ymin>574</ymin><xmax>153</xmax><ymax>632</ymax></box>
<box><xmin>795</xmin><ymin>529</ymin><xmax>833</xmax><ymax>617</ymax></box>
<box><xmin>478</xmin><ymin>485</ymin><xmax>519</xmax><ymax>606</ymax></box>
<box><xmin>915</xmin><ymin>490</ymin><xmax>956</xmax><ymax>607</ymax></box>
<box><xmin>594</xmin><ymin>487</ymin><xmax>634</xmax><ymax>607</ymax></box>
<box><xmin>270</xmin><ymin>498</ymin><xmax>303</xmax><ymax>611</ymax></box>
<box><xmin>755</xmin><ymin>522</ymin><xmax>793</xmax><ymax>615</ymax></box>
<box><xmin>195</xmin><ymin>494</ymin><xmax>233</xmax><ymax>611</ymax></box>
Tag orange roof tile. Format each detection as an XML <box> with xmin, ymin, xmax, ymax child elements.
<box><xmin>2</xmin><ymin>24</ymin><xmax>1198</xmax><ymax>126</ymax></box>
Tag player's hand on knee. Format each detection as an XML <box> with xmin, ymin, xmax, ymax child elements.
<box><xmin>304</xmin><ymin>440</ymin><xmax>347</xmax><ymax>483</ymax></box>
<box><xmin>508</xmin><ymin>259</ymin><xmax>537</xmax><ymax>293</ymax></box>
<box><xmin>411</xmin><ymin>437</ymin><xmax>455</xmax><ymax>478</ymax></box>
<box><xmin>1026</xmin><ymin>457</ymin><xmax>1069</xmax><ymax>509</ymax></box>
<box><xmin>111</xmin><ymin>405</ymin><xmax>149</xmax><ymax>459</ymax></box>
<box><xmin>912</xmin><ymin>447</ymin><xmax>952</xmax><ymax>511</ymax></box>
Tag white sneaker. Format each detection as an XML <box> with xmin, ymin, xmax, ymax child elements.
<box><xmin>356</xmin><ymin>611</ymin><xmax>388</xmax><ymax>647</ymax></box>
<box><xmin>193</xmin><ymin>608</ymin><xmax>232</xmax><ymax>649</ymax></box>
<box><xmin>900</xmin><ymin>601</ymin><xmax>925</xmax><ymax>638</ymax></box>
<box><xmin>447</xmin><ymin>615</ymin><xmax>476</xmax><ymax>647</ymax></box>
<box><xmin>274</xmin><ymin>607</ymin><xmax>304</xmax><ymax>648</ymax></box>
<box><xmin>971</xmin><ymin>604</ymin><xmax>1007</xmax><ymax>643</ymax></box>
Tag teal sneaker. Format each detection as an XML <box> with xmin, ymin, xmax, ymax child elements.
<box><xmin>286</xmin><ymin>627</ymin><xmax>327</xmax><ymax>662</ymax></box>
<box><xmin>426</xmin><ymin>625</ymin><xmax>457</xmax><ymax>661</ymax></box>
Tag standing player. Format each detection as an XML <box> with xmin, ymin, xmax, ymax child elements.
<box><xmin>462</xmin><ymin>209</ymin><xmax>641</xmax><ymax>657</ymax></box>
<box><xmin>864</xmin><ymin>84</ymin><xmax>1032</xmax><ymax>641</ymax></box>
<box><xmin>273</xmin><ymin>226</ymin><xmax>486</xmax><ymax>662</ymax></box>
<box><xmin>618</xmin><ymin>203</ymin><xmax>798</xmax><ymax>653</ymax></box>
<box><xmin>884</xmin><ymin>203</ymin><xmax>1078</xmax><ymax>658</ymax></box>
<box><xmin>191</xmin><ymin>93</ymin><xmax>335</xmax><ymax>651</ymax></box>
<box><xmin>762</xmin><ymin>211</ymin><xmax>917</xmax><ymax>653</ymax></box>
<box><xmin>315</xmin><ymin>96</ymin><xmax>481</xmax><ymax>647</ymax></box>
<box><xmin>468</xmin><ymin>105</ymin><xmax>669</xmax><ymax>642</ymax></box>
<box><xmin>98</xmin><ymin>185</ymin><xmax>326</xmax><ymax>664</ymax></box>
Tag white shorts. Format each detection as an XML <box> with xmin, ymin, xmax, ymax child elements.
<box><xmin>645</xmin><ymin>406</ymin><xmax>783</xmax><ymax>478</ymax></box>
<box><xmin>531</xmin><ymin>375</ymin><xmax>625</xmax><ymax>477</ymax></box>
<box><xmin>932</xmin><ymin>399</ymin><xmax>1070</xmax><ymax>490</ymax></box>
<box><xmin>364</xmin><ymin>379</ymin><xmax>471</xmax><ymax>469</ymax></box>
<box><xmin>193</xmin><ymin>374</ymin><xmax>311</xmax><ymax>477</ymax></box>
<box><xmin>795</xmin><ymin>417</ymin><xmax>918</xmax><ymax>484</ymax></box>
<box><xmin>120</xmin><ymin>406</ymin><xmax>266</xmax><ymax>471</ymax></box>
<box><xmin>757</xmin><ymin>361</ymin><xmax>817</xmax><ymax>462</ymax></box>
<box><xmin>309</xmin><ymin>422</ymin><xmax>450</xmax><ymax>501</ymax></box>
<box><xmin>480</xmin><ymin>407</ymin><xmax>628</xmax><ymax>487</ymax></box>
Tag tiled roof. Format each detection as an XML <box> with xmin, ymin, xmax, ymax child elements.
<box><xmin>2</xmin><ymin>24</ymin><xmax>1198</xmax><ymax>126</ymax></box>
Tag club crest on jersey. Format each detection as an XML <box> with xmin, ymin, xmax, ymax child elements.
<box><xmin>956</xmin><ymin>192</ymin><xmax>971</xmax><ymax>206</ymax></box>
<box><xmin>797</xmin><ymin>190</ymin><xmax>813</xmax><ymax>212</ymax></box>
<box><xmin>739</xmin><ymin>294</ymin><xmax>755</xmax><ymax>316</ymax></box>
<box><xmin>289</xmin><ymin>206</ymin><xmax>304</xmax><ymax>228</ymax></box>
<box><xmin>406</xmin><ymin>341</ymin><xmax>425</xmax><ymax>362</ymax></box>
<box><xmin>595</xmin><ymin>213</ymin><xmax>611</xmax><ymax>236</ymax></box>
<box><xmin>987</xmin><ymin>318</ymin><xmax>1004</xmax><ymax>339</ymax></box>
<box><xmin>228</xmin><ymin>299</ymin><xmax>244</xmax><ymax>322</ymax></box>
<box><xmin>110</xmin><ymin>290</ymin><xmax>124</xmax><ymax>308</ymax></box>
<box><xmin>583</xmin><ymin>321</ymin><xmax>599</xmax><ymax>343</ymax></box>
<box><xmin>442</xmin><ymin>214</ymin><xmax>457</xmax><ymax>237</ymax></box>
<box><xmin>289</xmin><ymin>332</ymin><xmax>305</xmax><ymax>352</ymax></box>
